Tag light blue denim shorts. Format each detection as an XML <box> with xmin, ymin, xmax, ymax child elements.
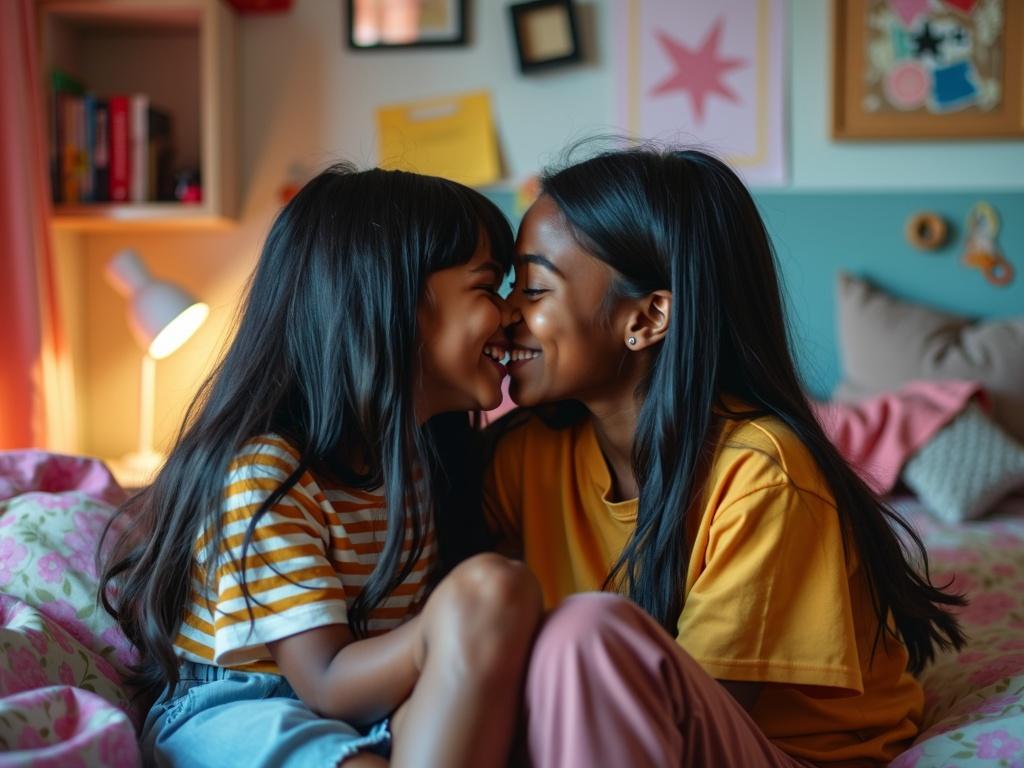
<box><xmin>141</xmin><ymin>660</ymin><xmax>391</xmax><ymax>767</ymax></box>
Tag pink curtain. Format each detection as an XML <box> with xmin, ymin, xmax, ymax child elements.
<box><xmin>0</xmin><ymin>0</ymin><xmax>75</xmax><ymax>450</ymax></box>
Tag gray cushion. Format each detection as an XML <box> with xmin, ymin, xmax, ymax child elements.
<box><xmin>833</xmin><ymin>273</ymin><xmax>1024</xmax><ymax>445</ymax></box>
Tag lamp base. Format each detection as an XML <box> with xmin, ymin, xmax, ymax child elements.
<box><xmin>107</xmin><ymin>449</ymin><xmax>165</xmax><ymax>492</ymax></box>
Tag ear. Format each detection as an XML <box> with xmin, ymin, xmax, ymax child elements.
<box><xmin>623</xmin><ymin>290</ymin><xmax>672</xmax><ymax>350</ymax></box>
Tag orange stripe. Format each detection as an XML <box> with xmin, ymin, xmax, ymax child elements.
<box><xmin>335</xmin><ymin>554</ymin><xmax>432</xmax><ymax>576</ymax></box>
<box><xmin>175</xmin><ymin>634</ymin><xmax>214</xmax><ymax>660</ymax></box>
<box><xmin>220</xmin><ymin>522</ymin><xmax>322</xmax><ymax>553</ymax></box>
<box><xmin>214</xmin><ymin>589</ymin><xmax>347</xmax><ymax>627</ymax></box>
<box><xmin>224</xmin><ymin>479</ymin><xmax>329</xmax><ymax>526</ymax></box>
<box><xmin>198</xmin><ymin>503</ymin><xmax>309</xmax><ymax>552</ymax></box>
<box><xmin>217</xmin><ymin>564</ymin><xmax>342</xmax><ymax>602</ymax></box>
<box><xmin>214</xmin><ymin>543</ymin><xmax>326</xmax><ymax>581</ymax></box>
<box><xmin>182</xmin><ymin>610</ymin><xmax>215</xmax><ymax>635</ymax></box>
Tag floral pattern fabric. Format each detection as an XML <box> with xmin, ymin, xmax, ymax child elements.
<box><xmin>889</xmin><ymin>497</ymin><xmax>1024</xmax><ymax>767</ymax></box>
<box><xmin>0</xmin><ymin>453</ymin><xmax>1022</xmax><ymax>767</ymax></box>
<box><xmin>0</xmin><ymin>451</ymin><xmax>140</xmax><ymax>767</ymax></box>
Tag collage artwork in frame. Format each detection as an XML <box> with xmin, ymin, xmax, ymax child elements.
<box><xmin>833</xmin><ymin>0</ymin><xmax>1023</xmax><ymax>138</ymax></box>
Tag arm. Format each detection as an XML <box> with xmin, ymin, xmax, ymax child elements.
<box><xmin>268</xmin><ymin>613</ymin><xmax>423</xmax><ymax>727</ymax></box>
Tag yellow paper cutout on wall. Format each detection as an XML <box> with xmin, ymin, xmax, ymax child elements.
<box><xmin>376</xmin><ymin>90</ymin><xmax>501</xmax><ymax>187</ymax></box>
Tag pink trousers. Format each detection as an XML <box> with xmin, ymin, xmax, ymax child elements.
<box><xmin>523</xmin><ymin>593</ymin><xmax>816</xmax><ymax>768</ymax></box>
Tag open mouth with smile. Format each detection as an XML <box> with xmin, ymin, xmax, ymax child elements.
<box><xmin>483</xmin><ymin>344</ymin><xmax>510</xmax><ymax>376</ymax></box>
<box><xmin>506</xmin><ymin>344</ymin><xmax>541</xmax><ymax>372</ymax></box>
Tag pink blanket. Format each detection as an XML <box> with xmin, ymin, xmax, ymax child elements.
<box><xmin>813</xmin><ymin>380</ymin><xmax>985</xmax><ymax>495</ymax></box>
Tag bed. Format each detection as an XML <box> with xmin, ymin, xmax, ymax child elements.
<box><xmin>1</xmin><ymin>276</ymin><xmax>1022</xmax><ymax>767</ymax></box>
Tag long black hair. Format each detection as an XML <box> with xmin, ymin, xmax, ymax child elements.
<box><xmin>534</xmin><ymin>146</ymin><xmax>964</xmax><ymax>673</ymax></box>
<box><xmin>99</xmin><ymin>163</ymin><xmax>513</xmax><ymax>700</ymax></box>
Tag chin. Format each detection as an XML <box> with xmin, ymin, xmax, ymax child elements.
<box><xmin>508</xmin><ymin>379</ymin><xmax>540</xmax><ymax>408</ymax></box>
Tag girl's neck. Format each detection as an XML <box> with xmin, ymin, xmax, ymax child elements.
<box><xmin>586</xmin><ymin>393</ymin><xmax>641</xmax><ymax>503</ymax></box>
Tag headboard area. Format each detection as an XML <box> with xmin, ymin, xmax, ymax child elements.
<box><xmin>756</xmin><ymin>190</ymin><xmax>1024</xmax><ymax>399</ymax></box>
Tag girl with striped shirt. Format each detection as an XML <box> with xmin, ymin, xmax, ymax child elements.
<box><xmin>100</xmin><ymin>164</ymin><xmax>539</xmax><ymax>768</ymax></box>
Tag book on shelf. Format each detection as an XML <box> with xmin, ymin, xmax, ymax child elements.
<box><xmin>129</xmin><ymin>96</ymin><xmax>175</xmax><ymax>203</ymax></box>
<box><xmin>92</xmin><ymin>99</ymin><xmax>110</xmax><ymax>203</ymax></box>
<box><xmin>50</xmin><ymin>73</ymin><xmax>177</xmax><ymax>207</ymax></box>
<box><xmin>49</xmin><ymin>70</ymin><xmax>83</xmax><ymax>204</ymax></box>
<box><xmin>108</xmin><ymin>95</ymin><xmax>131</xmax><ymax>202</ymax></box>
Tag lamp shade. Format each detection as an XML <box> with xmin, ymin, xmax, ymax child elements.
<box><xmin>106</xmin><ymin>249</ymin><xmax>209</xmax><ymax>359</ymax></box>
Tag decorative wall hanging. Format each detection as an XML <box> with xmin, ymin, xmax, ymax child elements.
<box><xmin>347</xmin><ymin>0</ymin><xmax>466</xmax><ymax>49</ymax></box>
<box><xmin>832</xmin><ymin>0</ymin><xmax>1024</xmax><ymax>138</ymax></box>
<box><xmin>509</xmin><ymin>0</ymin><xmax>582</xmax><ymax>73</ymax></box>
<box><xmin>613</xmin><ymin>0</ymin><xmax>788</xmax><ymax>186</ymax></box>
<box><xmin>962</xmin><ymin>201</ymin><xmax>1014</xmax><ymax>286</ymax></box>
<box><xmin>376</xmin><ymin>90</ymin><xmax>501</xmax><ymax>187</ymax></box>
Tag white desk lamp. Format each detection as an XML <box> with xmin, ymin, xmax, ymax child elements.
<box><xmin>106</xmin><ymin>249</ymin><xmax>209</xmax><ymax>487</ymax></box>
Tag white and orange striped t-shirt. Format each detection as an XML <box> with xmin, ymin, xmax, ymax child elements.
<box><xmin>174</xmin><ymin>434</ymin><xmax>434</xmax><ymax>674</ymax></box>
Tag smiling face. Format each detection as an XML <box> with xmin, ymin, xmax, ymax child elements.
<box><xmin>506</xmin><ymin>195</ymin><xmax>632</xmax><ymax>408</ymax></box>
<box><xmin>416</xmin><ymin>237</ymin><xmax>509</xmax><ymax>421</ymax></box>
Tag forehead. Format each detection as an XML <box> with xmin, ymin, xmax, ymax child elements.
<box><xmin>515</xmin><ymin>195</ymin><xmax>607</xmax><ymax>278</ymax></box>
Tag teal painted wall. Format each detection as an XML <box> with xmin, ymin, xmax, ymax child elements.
<box><xmin>488</xmin><ymin>189</ymin><xmax>1023</xmax><ymax>398</ymax></box>
<box><xmin>758</xmin><ymin>191</ymin><xmax>1023</xmax><ymax>396</ymax></box>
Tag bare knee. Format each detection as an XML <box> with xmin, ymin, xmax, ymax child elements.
<box><xmin>424</xmin><ymin>554</ymin><xmax>543</xmax><ymax>674</ymax></box>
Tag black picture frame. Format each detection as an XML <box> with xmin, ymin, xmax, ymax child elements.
<box><xmin>346</xmin><ymin>0</ymin><xmax>467</xmax><ymax>50</ymax></box>
<box><xmin>509</xmin><ymin>0</ymin><xmax>581</xmax><ymax>73</ymax></box>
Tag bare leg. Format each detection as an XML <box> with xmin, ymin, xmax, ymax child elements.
<box><xmin>389</xmin><ymin>553</ymin><xmax>543</xmax><ymax>768</ymax></box>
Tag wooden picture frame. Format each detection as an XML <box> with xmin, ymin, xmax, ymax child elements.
<box><xmin>347</xmin><ymin>0</ymin><xmax>466</xmax><ymax>50</ymax></box>
<box><xmin>832</xmin><ymin>0</ymin><xmax>1024</xmax><ymax>139</ymax></box>
<box><xmin>509</xmin><ymin>0</ymin><xmax>581</xmax><ymax>74</ymax></box>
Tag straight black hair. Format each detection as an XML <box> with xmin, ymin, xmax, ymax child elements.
<box><xmin>99</xmin><ymin>163</ymin><xmax>513</xmax><ymax>701</ymax></box>
<box><xmin>536</xmin><ymin>146</ymin><xmax>964</xmax><ymax>673</ymax></box>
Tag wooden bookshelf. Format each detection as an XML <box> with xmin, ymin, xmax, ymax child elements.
<box><xmin>38</xmin><ymin>0</ymin><xmax>238</xmax><ymax>231</ymax></box>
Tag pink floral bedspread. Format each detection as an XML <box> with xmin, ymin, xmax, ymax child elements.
<box><xmin>889</xmin><ymin>495</ymin><xmax>1024</xmax><ymax>767</ymax></box>
<box><xmin>1</xmin><ymin>453</ymin><xmax>1022</xmax><ymax>767</ymax></box>
<box><xmin>0</xmin><ymin>451</ymin><xmax>140</xmax><ymax>767</ymax></box>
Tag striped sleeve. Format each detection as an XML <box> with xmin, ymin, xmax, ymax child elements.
<box><xmin>202</xmin><ymin>438</ymin><xmax>349</xmax><ymax>667</ymax></box>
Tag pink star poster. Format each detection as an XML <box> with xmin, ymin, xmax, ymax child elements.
<box><xmin>615</xmin><ymin>0</ymin><xmax>788</xmax><ymax>185</ymax></box>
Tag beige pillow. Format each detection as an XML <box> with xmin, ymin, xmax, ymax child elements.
<box><xmin>833</xmin><ymin>273</ymin><xmax>1024</xmax><ymax>444</ymax></box>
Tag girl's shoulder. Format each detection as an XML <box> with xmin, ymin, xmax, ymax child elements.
<box><xmin>228</xmin><ymin>433</ymin><xmax>303</xmax><ymax>480</ymax></box>
<box><xmin>714</xmin><ymin>408</ymin><xmax>835</xmax><ymax>507</ymax></box>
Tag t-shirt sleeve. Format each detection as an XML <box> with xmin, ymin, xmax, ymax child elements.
<box><xmin>203</xmin><ymin>447</ymin><xmax>350</xmax><ymax>667</ymax></box>
<box><xmin>677</xmin><ymin>481</ymin><xmax>864</xmax><ymax>695</ymax></box>
<box><xmin>481</xmin><ymin>426</ymin><xmax>527</xmax><ymax>558</ymax></box>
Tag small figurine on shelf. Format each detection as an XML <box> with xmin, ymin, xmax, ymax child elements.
<box><xmin>174</xmin><ymin>168</ymin><xmax>202</xmax><ymax>204</ymax></box>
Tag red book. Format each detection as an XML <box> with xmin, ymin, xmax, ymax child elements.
<box><xmin>108</xmin><ymin>95</ymin><xmax>131</xmax><ymax>202</ymax></box>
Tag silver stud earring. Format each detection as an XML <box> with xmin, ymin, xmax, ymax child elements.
<box><xmin>628</xmin><ymin>336</ymin><xmax>637</xmax><ymax>346</ymax></box>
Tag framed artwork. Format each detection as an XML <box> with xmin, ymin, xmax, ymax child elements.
<box><xmin>613</xmin><ymin>0</ymin><xmax>788</xmax><ymax>185</ymax></box>
<box><xmin>347</xmin><ymin>0</ymin><xmax>466</xmax><ymax>49</ymax></box>
<box><xmin>832</xmin><ymin>0</ymin><xmax>1024</xmax><ymax>139</ymax></box>
<box><xmin>509</xmin><ymin>0</ymin><xmax>582</xmax><ymax>73</ymax></box>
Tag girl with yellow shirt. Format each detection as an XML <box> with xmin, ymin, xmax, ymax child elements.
<box><xmin>484</xmin><ymin>147</ymin><xmax>966</xmax><ymax>767</ymax></box>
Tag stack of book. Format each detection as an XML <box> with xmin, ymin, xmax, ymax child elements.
<box><xmin>50</xmin><ymin>70</ymin><xmax>176</xmax><ymax>205</ymax></box>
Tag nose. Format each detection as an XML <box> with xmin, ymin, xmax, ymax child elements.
<box><xmin>500</xmin><ymin>295</ymin><xmax>522</xmax><ymax>329</ymax></box>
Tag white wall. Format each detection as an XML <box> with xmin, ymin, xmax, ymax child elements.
<box><xmin>239</xmin><ymin>0</ymin><xmax>1023</xmax><ymax>196</ymax></box>
<box><xmin>83</xmin><ymin>0</ymin><xmax>1024</xmax><ymax>460</ymax></box>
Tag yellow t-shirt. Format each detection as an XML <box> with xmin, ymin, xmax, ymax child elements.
<box><xmin>484</xmin><ymin>408</ymin><xmax>923</xmax><ymax>766</ymax></box>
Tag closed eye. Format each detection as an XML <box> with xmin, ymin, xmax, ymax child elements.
<box><xmin>521</xmin><ymin>287</ymin><xmax>548</xmax><ymax>298</ymax></box>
